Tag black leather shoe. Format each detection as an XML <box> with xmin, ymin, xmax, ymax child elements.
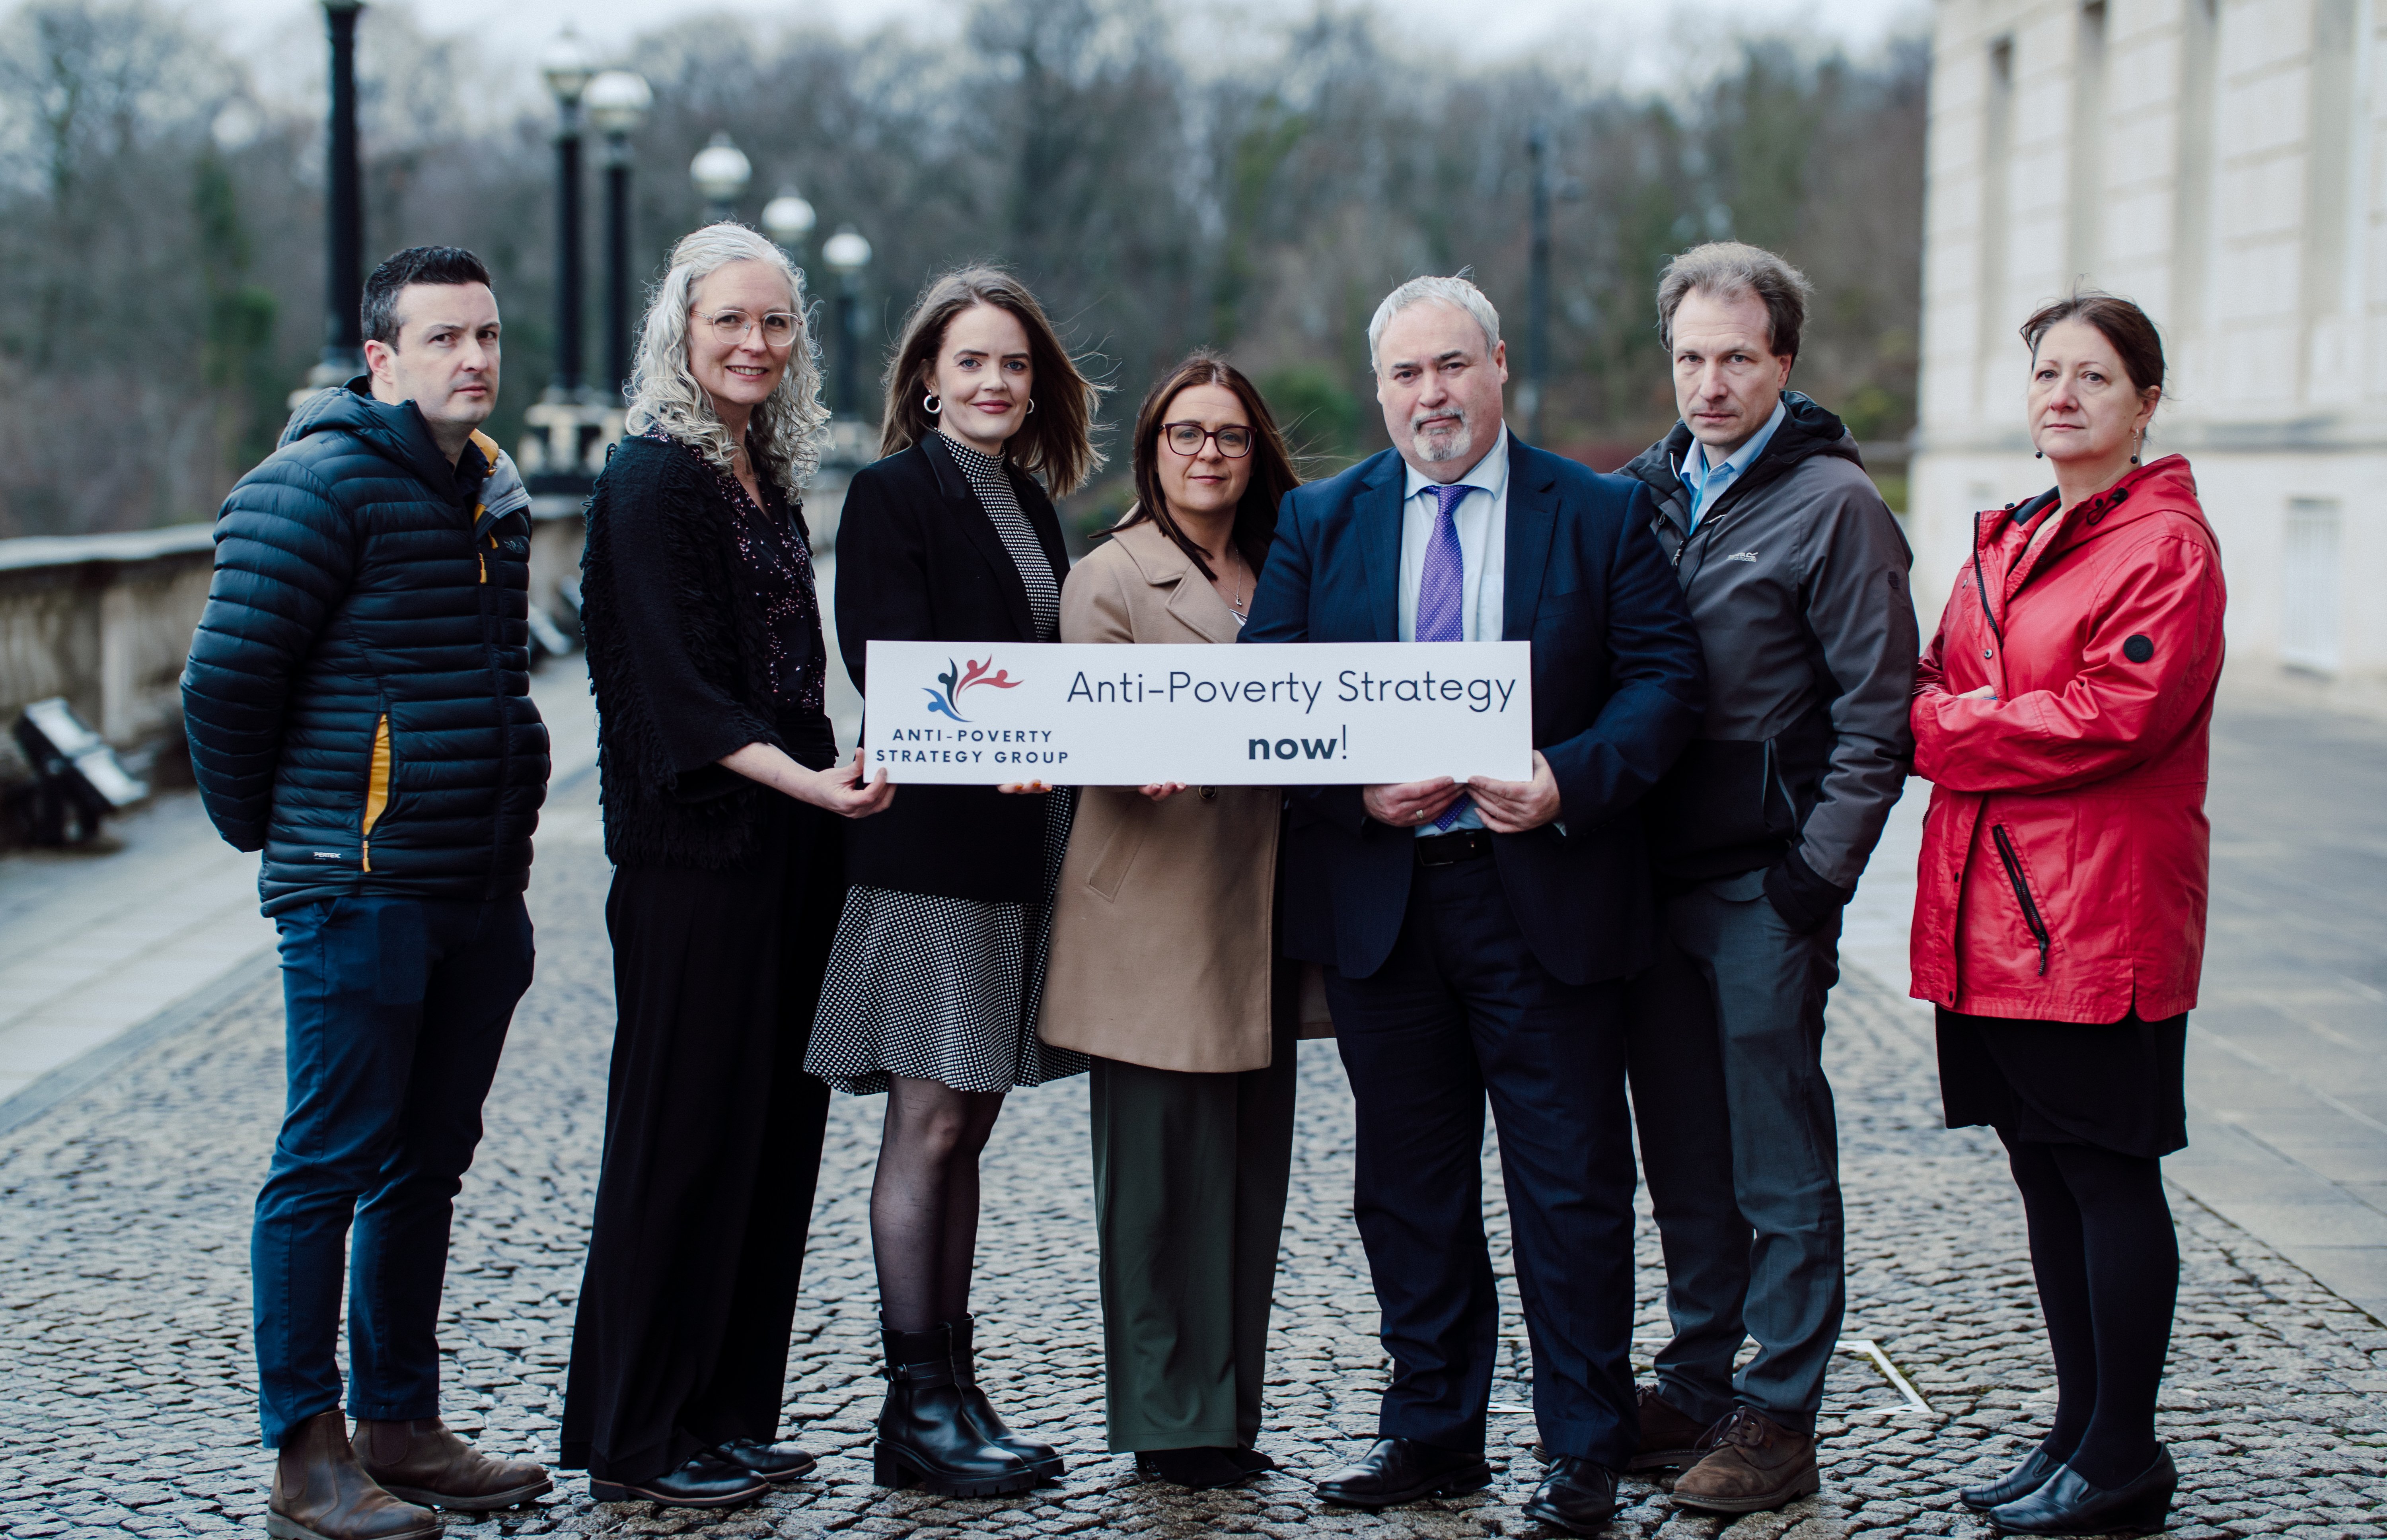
<box><xmin>1989</xmin><ymin>1447</ymin><xmax>2176</xmax><ymax>1535</ymax></box>
<box><xmin>1522</xmin><ymin>1456</ymin><xmax>1621</xmax><ymax>1535</ymax></box>
<box><xmin>1136</xmin><ymin>1447</ymin><xmax>1251</xmax><ymax>1490</ymax></box>
<box><xmin>1961</xmin><ymin>1446</ymin><xmax>2065</xmax><ymax>1511</ymax></box>
<box><xmin>1313</xmin><ymin>1438</ymin><xmax>1493</xmax><ymax>1509</ymax></box>
<box><xmin>949</xmin><ymin>1314</ymin><xmax>1065</xmax><ymax>1482</ymax></box>
<box><xmin>712</xmin><ymin>1436</ymin><xmax>816</xmax><ymax>1482</ymax></box>
<box><xmin>588</xmin><ymin>1451</ymin><xmax>769</xmax><ymax>1509</ymax></box>
<box><xmin>1227</xmin><ymin>1447</ymin><xmax>1278</xmax><ymax>1475</ymax></box>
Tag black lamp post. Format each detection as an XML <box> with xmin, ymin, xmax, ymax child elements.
<box><xmin>312</xmin><ymin>0</ymin><xmax>366</xmax><ymax>389</ymax></box>
<box><xmin>822</xmin><ymin>225</ymin><xmax>872</xmax><ymax>420</ymax></box>
<box><xmin>540</xmin><ymin>28</ymin><xmax>595</xmax><ymax>404</ymax></box>
<box><xmin>762</xmin><ymin>186</ymin><xmax>817</xmax><ymax>275</ymax></box>
<box><xmin>1523</xmin><ymin>123</ymin><xmax>1551</xmax><ymax>446</ymax></box>
<box><xmin>586</xmin><ymin>70</ymin><xmax>652</xmax><ymax>401</ymax></box>
<box><xmin>690</xmin><ymin>133</ymin><xmax>751</xmax><ymax>226</ymax></box>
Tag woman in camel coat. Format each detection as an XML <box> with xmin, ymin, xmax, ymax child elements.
<box><xmin>1038</xmin><ymin>354</ymin><xmax>1303</xmax><ymax>1490</ymax></box>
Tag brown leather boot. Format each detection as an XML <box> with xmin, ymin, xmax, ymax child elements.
<box><xmin>1669</xmin><ymin>1406</ymin><xmax>1820</xmax><ymax>1515</ymax></box>
<box><xmin>268</xmin><ymin>1410</ymin><xmax>442</xmax><ymax>1540</ymax></box>
<box><xmin>352</xmin><ymin>1418</ymin><xmax>553</xmax><ymax>1512</ymax></box>
<box><xmin>1628</xmin><ymin>1385</ymin><xmax>1718</xmax><ymax>1471</ymax></box>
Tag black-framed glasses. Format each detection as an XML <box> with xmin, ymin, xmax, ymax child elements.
<box><xmin>1161</xmin><ymin>421</ymin><xmax>1255</xmax><ymax>459</ymax></box>
<box><xmin>698</xmin><ymin>309</ymin><xmax>800</xmax><ymax>349</ymax></box>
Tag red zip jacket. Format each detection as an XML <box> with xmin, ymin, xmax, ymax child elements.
<box><xmin>1909</xmin><ymin>455</ymin><xmax>2225</xmax><ymax>1022</ymax></box>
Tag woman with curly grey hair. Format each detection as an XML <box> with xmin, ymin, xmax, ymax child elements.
<box><xmin>560</xmin><ymin>224</ymin><xmax>893</xmax><ymax>1510</ymax></box>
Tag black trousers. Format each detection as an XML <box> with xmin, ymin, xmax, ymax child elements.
<box><xmin>1322</xmin><ymin>850</ymin><xmax>1639</xmax><ymax>1470</ymax></box>
<box><xmin>561</xmin><ymin>800</ymin><xmax>841</xmax><ymax>1482</ymax></box>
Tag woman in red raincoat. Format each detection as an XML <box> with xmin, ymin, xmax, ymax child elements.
<box><xmin>1910</xmin><ymin>293</ymin><xmax>2224</xmax><ymax>1537</ymax></box>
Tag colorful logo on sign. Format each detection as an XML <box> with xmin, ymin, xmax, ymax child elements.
<box><xmin>923</xmin><ymin>655</ymin><xmax>1022</xmax><ymax>723</ymax></box>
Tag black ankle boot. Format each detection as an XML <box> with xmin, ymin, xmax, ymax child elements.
<box><xmin>950</xmin><ymin>1314</ymin><xmax>1064</xmax><ymax>1482</ymax></box>
<box><xmin>873</xmin><ymin>1320</ymin><xmax>1040</xmax><ymax>1498</ymax></box>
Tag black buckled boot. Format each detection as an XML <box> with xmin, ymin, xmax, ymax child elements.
<box><xmin>950</xmin><ymin>1314</ymin><xmax>1064</xmax><ymax>1482</ymax></box>
<box><xmin>873</xmin><ymin>1320</ymin><xmax>1041</xmax><ymax>1497</ymax></box>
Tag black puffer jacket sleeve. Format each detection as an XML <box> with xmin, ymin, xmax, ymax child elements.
<box><xmin>181</xmin><ymin>456</ymin><xmax>358</xmax><ymax>853</ymax></box>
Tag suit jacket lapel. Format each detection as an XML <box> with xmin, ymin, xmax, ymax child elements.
<box><xmin>925</xmin><ymin>436</ymin><xmax>1038</xmax><ymax>641</ymax></box>
<box><xmin>1357</xmin><ymin>454</ymin><xmax>1406</xmax><ymax>642</ymax></box>
<box><xmin>1503</xmin><ymin>433</ymin><xmax>1560</xmax><ymax>642</ymax></box>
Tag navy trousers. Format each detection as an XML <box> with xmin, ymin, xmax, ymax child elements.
<box><xmin>252</xmin><ymin>892</ymin><xmax>534</xmax><ymax>1447</ymax></box>
<box><xmin>1625</xmin><ymin>872</ymin><xmax>1844</xmax><ymax>1431</ymax></box>
<box><xmin>1322</xmin><ymin>850</ymin><xmax>1639</xmax><ymax>1470</ymax></box>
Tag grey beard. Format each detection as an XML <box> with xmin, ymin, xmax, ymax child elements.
<box><xmin>1409</xmin><ymin>410</ymin><xmax>1470</xmax><ymax>463</ymax></box>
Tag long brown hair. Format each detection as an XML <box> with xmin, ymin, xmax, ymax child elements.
<box><xmin>1115</xmin><ymin>352</ymin><xmax>1300</xmax><ymax>580</ymax></box>
<box><xmin>878</xmin><ymin>265</ymin><xmax>1104</xmax><ymax>495</ymax></box>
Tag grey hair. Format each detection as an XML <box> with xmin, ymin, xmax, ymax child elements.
<box><xmin>624</xmin><ymin>223</ymin><xmax>829</xmax><ymax>498</ymax></box>
<box><xmin>1366</xmin><ymin>273</ymin><xmax>1502</xmax><ymax>372</ymax></box>
<box><xmin>1655</xmin><ymin>241</ymin><xmax>1814</xmax><ymax>360</ymax></box>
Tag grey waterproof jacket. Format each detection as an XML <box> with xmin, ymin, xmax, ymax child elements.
<box><xmin>1620</xmin><ymin>392</ymin><xmax>1917</xmax><ymax>925</ymax></box>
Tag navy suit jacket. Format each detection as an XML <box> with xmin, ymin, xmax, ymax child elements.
<box><xmin>1241</xmin><ymin>434</ymin><xmax>1706</xmax><ymax>984</ymax></box>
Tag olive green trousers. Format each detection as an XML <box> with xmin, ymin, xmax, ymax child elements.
<box><xmin>1087</xmin><ymin>1019</ymin><xmax>1297</xmax><ymax>1453</ymax></box>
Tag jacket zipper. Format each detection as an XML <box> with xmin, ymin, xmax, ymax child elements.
<box><xmin>1990</xmin><ymin>823</ymin><xmax>2049</xmax><ymax>976</ymax></box>
<box><xmin>361</xmin><ymin>713</ymin><xmax>392</xmax><ymax>872</ymax></box>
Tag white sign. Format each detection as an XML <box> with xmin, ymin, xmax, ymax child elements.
<box><xmin>862</xmin><ymin>640</ymin><xmax>1533</xmax><ymax>786</ymax></box>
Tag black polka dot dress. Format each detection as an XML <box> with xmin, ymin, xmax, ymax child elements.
<box><xmin>807</xmin><ymin>434</ymin><xmax>1087</xmax><ymax>1097</ymax></box>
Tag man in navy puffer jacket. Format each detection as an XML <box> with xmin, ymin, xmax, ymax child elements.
<box><xmin>182</xmin><ymin>247</ymin><xmax>552</xmax><ymax>1540</ymax></box>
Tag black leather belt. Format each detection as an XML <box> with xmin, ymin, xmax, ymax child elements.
<box><xmin>1414</xmin><ymin>828</ymin><xmax>1492</xmax><ymax>867</ymax></box>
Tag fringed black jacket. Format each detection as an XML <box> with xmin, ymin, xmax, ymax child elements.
<box><xmin>580</xmin><ymin>432</ymin><xmax>834</xmax><ymax>869</ymax></box>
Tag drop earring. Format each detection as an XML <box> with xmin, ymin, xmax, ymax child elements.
<box><xmin>2034</xmin><ymin>448</ymin><xmax>2044</xmax><ymax>459</ymax></box>
<box><xmin>2130</xmin><ymin>430</ymin><xmax>2141</xmax><ymax>465</ymax></box>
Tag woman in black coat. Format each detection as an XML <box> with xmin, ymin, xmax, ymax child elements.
<box><xmin>805</xmin><ymin>266</ymin><xmax>1102</xmax><ymax>1497</ymax></box>
<box><xmin>560</xmin><ymin>225</ymin><xmax>892</xmax><ymax>1509</ymax></box>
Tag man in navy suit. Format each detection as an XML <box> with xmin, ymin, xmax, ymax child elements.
<box><xmin>1243</xmin><ymin>275</ymin><xmax>1704</xmax><ymax>1533</ymax></box>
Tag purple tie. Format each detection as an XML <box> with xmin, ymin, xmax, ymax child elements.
<box><xmin>1417</xmin><ymin>483</ymin><xmax>1470</xmax><ymax>830</ymax></box>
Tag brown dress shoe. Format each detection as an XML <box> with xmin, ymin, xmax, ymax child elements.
<box><xmin>1669</xmin><ymin>1406</ymin><xmax>1819</xmax><ymax>1514</ymax></box>
<box><xmin>352</xmin><ymin>1418</ymin><xmax>553</xmax><ymax>1512</ymax></box>
<box><xmin>269</xmin><ymin>1410</ymin><xmax>442</xmax><ymax>1540</ymax></box>
<box><xmin>1628</xmin><ymin>1385</ymin><xmax>1717</xmax><ymax>1472</ymax></box>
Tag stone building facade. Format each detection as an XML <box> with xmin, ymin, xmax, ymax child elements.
<box><xmin>1914</xmin><ymin>0</ymin><xmax>2381</xmax><ymax>688</ymax></box>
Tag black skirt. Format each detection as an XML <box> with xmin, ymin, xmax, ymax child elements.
<box><xmin>560</xmin><ymin>794</ymin><xmax>843</xmax><ymax>1481</ymax></box>
<box><xmin>1936</xmin><ymin>1007</ymin><xmax>2188</xmax><ymax>1159</ymax></box>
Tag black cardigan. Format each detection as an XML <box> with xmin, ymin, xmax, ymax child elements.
<box><xmin>581</xmin><ymin>434</ymin><xmax>835</xmax><ymax>869</ymax></box>
<box><xmin>835</xmin><ymin>437</ymin><xmax>1071</xmax><ymax>902</ymax></box>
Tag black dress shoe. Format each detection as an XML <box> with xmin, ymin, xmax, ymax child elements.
<box><xmin>1136</xmin><ymin>1447</ymin><xmax>1251</xmax><ymax>1490</ymax></box>
<box><xmin>1523</xmin><ymin>1456</ymin><xmax>1621</xmax><ymax>1535</ymax></box>
<box><xmin>1313</xmin><ymin>1438</ymin><xmax>1493</xmax><ymax>1510</ymax></box>
<box><xmin>588</xmin><ymin>1451</ymin><xmax>769</xmax><ymax>1509</ymax></box>
<box><xmin>1989</xmin><ymin>1447</ymin><xmax>2176</xmax><ymax>1535</ymax></box>
<box><xmin>1961</xmin><ymin>1446</ymin><xmax>2066</xmax><ymax>1511</ymax></box>
<box><xmin>713</xmin><ymin>1436</ymin><xmax>816</xmax><ymax>1482</ymax></box>
<box><xmin>1227</xmin><ymin>1447</ymin><xmax>1278</xmax><ymax>1475</ymax></box>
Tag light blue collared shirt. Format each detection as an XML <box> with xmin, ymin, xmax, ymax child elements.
<box><xmin>1676</xmin><ymin>396</ymin><xmax>1787</xmax><ymax>528</ymax></box>
<box><xmin>1397</xmin><ymin>430</ymin><xmax>1510</xmax><ymax>834</ymax></box>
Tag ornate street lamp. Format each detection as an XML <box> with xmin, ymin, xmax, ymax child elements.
<box><xmin>762</xmin><ymin>186</ymin><xmax>816</xmax><ymax>269</ymax></box>
<box><xmin>540</xmin><ymin>27</ymin><xmax>596</xmax><ymax>404</ymax></box>
<box><xmin>586</xmin><ymin>69</ymin><xmax>652</xmax><ymax>401</ymax></box>
<box><xmin>690</xmin><ymin>133</ymin><xmax>751</xmax><ymax>225</ymax></box>
<box><xmin>822</xmin><ymin>225</ymin><xmax>872</xmax><ymax>420</ymax></box>
<box><xmin>309</xmin><ymin>0</ymin><xmax>366</xmax><ymax>390</ymax></box>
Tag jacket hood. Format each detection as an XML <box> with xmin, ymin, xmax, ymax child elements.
<box><xmin>1620</xmin><ymin>390</ymin><xmax>1861</xmax><ymax>508</ymax></box>
<box><xmin>1978</xmin><ymin>454</ymin><xmax>2211</xmax><ymax>562</ymax></box>
<box><xmin>279</xmin><ymin>377</ymin><xmax>493</xmax><ymax>492</ymax></box>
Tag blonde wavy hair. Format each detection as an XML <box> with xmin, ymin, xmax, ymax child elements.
<box><xmin>624</xmin><ymin>223</ymin><xmax>829</xmax><ymax>498</ymax></box>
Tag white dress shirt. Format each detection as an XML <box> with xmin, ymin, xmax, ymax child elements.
<box><xmin>1397</xmin><ymin>429</ymin><xmax>1509</xmax><ymax>833</ymax></box>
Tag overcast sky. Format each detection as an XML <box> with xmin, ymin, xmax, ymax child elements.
<box><xmin>203</xmin><ymin>0</ymin><xmax>1928</xmax><ymax>111</ymax></box>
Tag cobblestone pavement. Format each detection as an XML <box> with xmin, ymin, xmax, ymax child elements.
<box><xmin>5</xmin><ymin>796</ymin><xmax>2387</xmax><ymax>1538</ymax></box>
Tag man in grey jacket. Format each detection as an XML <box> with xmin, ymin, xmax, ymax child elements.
<box><xmin>1617</xmin><ymin>242</ymin><xmax>1918</xmax><ymax>1514</ymax></box>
